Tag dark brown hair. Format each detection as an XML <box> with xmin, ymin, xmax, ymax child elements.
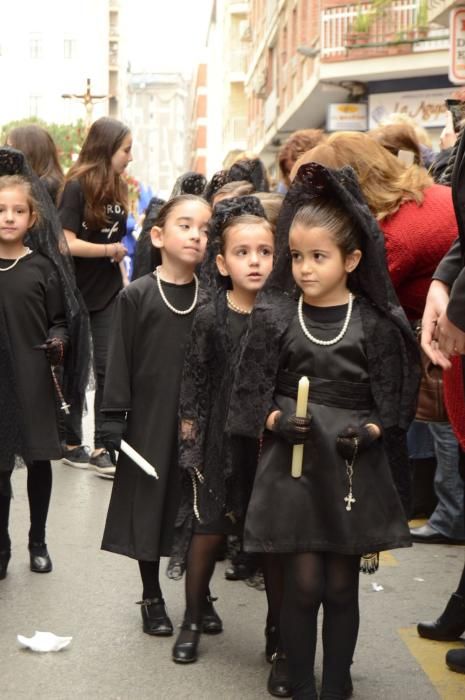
<box><xmin>153</xmin><ymin>194</ymin><xmax>211</xmax><ymax>229</ymax></box>
<box><xmin>0</xmin><ymin>174</ymin><xmax>41</xmax><ymax>228</ymax></box>
<box><xmin>7</xmin><ymin>125</ymin><xmax>64</xmax><ymax>204</ymax></box>
<box><xmin>279</xmin><ymin>129</ymin><xmax>326</xmax><ymax>185</ymax></box>
<box><xmin>65</xmin><ymin>117</ymin><xmax>130</xmax><ymax>228</ymax></box>
<box><xmin>291</xmin><ymin>199</ymin><xmax>361</xmax><ymax>259</ymax></box>
<box><xmin>220</xmin><ymin>214</ymin><xmax>274</xmax><ymax>254</ymax></box>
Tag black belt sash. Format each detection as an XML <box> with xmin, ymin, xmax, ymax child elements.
<box><xmin>276</xmin><ymin>370</ymin><xmax>373</xmax><ymax>410</ymax></box>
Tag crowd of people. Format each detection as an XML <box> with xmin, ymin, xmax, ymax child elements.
<box><xmin>1</xmin><ymin>111</ymin><xmax>465</xmax><ymax>699</ymax></box>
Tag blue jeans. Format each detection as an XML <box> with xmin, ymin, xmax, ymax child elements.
<box><xmin>428</xmin><ymin>422</ymin><xmax>465</xmax><ymax>540</ymax></box>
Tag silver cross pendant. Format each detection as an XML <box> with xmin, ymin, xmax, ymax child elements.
<box><xmin>344</xmin><ymin>490</ymin><xmax>356</xmax><ymax>511</ymax></box>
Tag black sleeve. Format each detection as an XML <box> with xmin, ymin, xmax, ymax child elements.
<box><xmin>46</xmin><ymin>269</ymin><xmax>69</xmax><ymax>346</ymax></box>
<box><xmin>58</xmin><ymin>180</ymin><xmax>84</xmax><ymax>236</ymax></box>
<box><xmin>434</xmin><ymin>238</ymin><xmax>463</xmax><ymax>287</ymax></box>
<box><xmin>447</xmin><ymin>270</ymin><xmax>465</xmax><ymax>331</ymax></box>
<box><xmin>101</xmin><ymin>288</ymin><xmax>137</xmax><ymax>412</ymax></box>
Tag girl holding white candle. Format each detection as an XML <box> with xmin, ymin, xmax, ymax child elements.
<box><xmin>228</xmin><ymin>163</ymin><xmax>420</xmax><ymax>699</ymax></box>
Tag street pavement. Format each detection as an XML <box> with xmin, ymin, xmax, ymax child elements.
<box><xmin>1</xmin><ymin>398</ymin><xmax>465</xmax><ymax>699</ymax></box>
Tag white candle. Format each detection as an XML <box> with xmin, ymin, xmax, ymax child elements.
<box><xmin>291</xmin><ymin>376</ymin><xmax>310</xmax><ymax>478</ymax></box>
<box><xmin>120</xmin><ymin>440</ymin><xmax>159</xmax><ymax>479</ymax></box>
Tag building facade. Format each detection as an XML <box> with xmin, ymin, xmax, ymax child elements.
<box><xmin>125</xmin><ymin>72</ymin><xmax>189</xmax><ymax>196</ymax></box>
<box><xmin>243</xmin><ymin>0</ymin><xmax>453</xmax><ymax>181</ymax></box>
<box><xmin>187</xmin><ymin>61</ymin><xmax>208</xmax><ymax>175</ymax></box>
<box><xmin>205</xmin><ymin>1</ymin><xmax>250</xmax><ymax>175</ymax></box>
<box><xmin>0</xmin><ymin>1</ymin><xmax>127</xmax><ymax>127</ymax></box>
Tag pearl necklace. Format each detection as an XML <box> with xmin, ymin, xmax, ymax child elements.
<box><xmin>226</xmin><ymin>290</ymin><xmax>252</xmax><ymax>315</ymax></box>
<box><xmin>298</xmin><ymin>293</ymin><xmax>353</xmax><ymax>346</ymax></box>
<box><xmin>0</xmin><ymin>246</ymin><xmax>32</xmax><ymax>272</ymax></box>
<box><xmin>154</xmin><ymin>266</ymin><xmax>199</xmax><ymax>315</ymax></box>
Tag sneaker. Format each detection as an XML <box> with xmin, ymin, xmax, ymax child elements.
<box><xmin>89</xmin><ymin>449</ymin><xmax>116</xmax><ymax>479</ymax></box>
<box><xmin>62</xmin><ymin>445</ymin><xmax>90</xmax><ymax>469</ymax></box>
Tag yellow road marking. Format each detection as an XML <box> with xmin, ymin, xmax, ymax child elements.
<box><xmin>399</xmin><ymin>626</ymin><xmax>465</xmax><ymax>699</ymax></box>
<box><xmin>379</xmin><ymin>551</ymin><xmax>398</xmax><ymax>567</ymax></box>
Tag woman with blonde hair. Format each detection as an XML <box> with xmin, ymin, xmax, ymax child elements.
<box><xmin>297</xmin><ymin>130</ymin><xmax>465</xmax><ymax>548</ymax></box>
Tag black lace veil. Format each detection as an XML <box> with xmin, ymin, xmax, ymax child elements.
<box><xmin>203</xmin><ymin>170</ymin><xmax>229</xmax><ymax>203</ymax></box>
<box><xmin>170</xmin><ymin>171</ymin><xmax>207</xmax><ymax>198</ymax></box>
<box><xmin>132</xmin><ymin>196</ymin><xmax>165</xmax><ymax>280</ymax></box>
<box><xmin>227</xmin><ymin>157</ymin><xmax>270</xmax><ymax>192</ymax></box>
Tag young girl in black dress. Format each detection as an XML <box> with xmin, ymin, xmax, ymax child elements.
<box><xmin>0</xmin><ymin>171</ymin><xmax>68</xmax><ymax>578</ymax></box>
<box><xmin>99</xmin><ymin>194</ymin><xmax>211</xmax><ymax>636</ymax></box>
<box><xmin>168</xmin><ymin>197</ymin><xmax>280</xmax><ymax>678</ymax></box>
<box><xmin>228</xmin><ymin>163</ymin><xmax>420</xmax><ymax>699</ymax></box>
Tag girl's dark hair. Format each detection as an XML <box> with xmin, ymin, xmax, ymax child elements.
<box><xmin>153</xmin><ymin>194</ymin><xmax>211</xmax><ymax>229</ymax></box>
<box><xmin>65</xmin><ymin>117</ymin><xmax>130</xmax><ymax>228</ymax></box>
<box><xmin>292</xmin><ymin>199</ymin><xmax>361</xmax><ymax>258</ymax></box>
<box><xmin>219</xmin><ymin>213</ymin><xmax>273</xmax><ymax>254</ymax></box>
<box><xmin>0</xmin><ymin>174</ymin><xmax>42</xmax><ymax>228</ymax></box>
<box><xmin>7</xmin><ymin>125</ymin><xmax>64</xmax><ymax>204</ymax></box>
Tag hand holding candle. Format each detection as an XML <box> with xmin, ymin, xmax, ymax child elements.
<box><xmin>291</xmin><ymin>376</ymin><xmax>310</xmax><ymax>478</ymax></box>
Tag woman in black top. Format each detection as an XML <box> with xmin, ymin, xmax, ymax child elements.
<box><xmin>59</xmin><ymin>117</ymin><xmax>132</xmax><ymax>477</ymax></box>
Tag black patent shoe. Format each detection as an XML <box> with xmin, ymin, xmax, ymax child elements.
<box><xmin>446</xmin><ymin>647</ymin><xmax>465</xmax><ymax>674</ymax></box>
<box><xmin>172</xmin><ymin>622</ymin><xmax>201</xmax><ymax>664</ymax></box>
<box><xmin>29</xmin><ymin>543</ymin><xmax>52</xmax><ymax>573</ymax></box>
<box><xmin>267</xmin><ymin>652</ymin><xmax>292</xmax><ymax>698</ymax></box>
<box><xmin>138</xmin><ymin>598</ymin><xmax>173</xmax><ymax>636</ymax></box>
<box><xmin>202</xmin><ymin>595</ymin><xmax>223</xmax><ymax>634</ymax></box>
<box><xmin>0</xmin><ymin>550</ymin><xmax>11</xmax><ymax>580</ymax></box>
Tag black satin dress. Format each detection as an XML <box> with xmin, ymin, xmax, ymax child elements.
<box><xmin>244</xmin><ymin>300</ymin><xmax>411</xmax><ymax>555</ymax></box>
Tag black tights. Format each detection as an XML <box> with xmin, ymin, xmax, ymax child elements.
<box><xmin>138</xmin><ymin>559</ymin><xmax>162</xmax><ymax>600</ymax></box>
<box><xmin>0</xmin><ymin>460</ymin><xmax>52</xmax><ymax>552</ymax></box>
<box><xmin>281</xmin><ymin>551</ymin><xmax>360</xmax><ymax>700</ymax></box>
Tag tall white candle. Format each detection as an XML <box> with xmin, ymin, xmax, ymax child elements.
<box><xmin>291</xmin><ymin>376</ymin><xmax>310</xmax><ymax>478</ymax></box>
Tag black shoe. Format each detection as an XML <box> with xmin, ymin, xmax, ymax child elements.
<box><xmin>267</xmin><ymin>652</ymin><xmax>292</xmax><ymax>698</ymax></box>
<box><xmin>89</xmin><ymin>449</ymin><xmax>116</xmax><ymax>479</ymax></box>
<box><xmin>446</xmin><ymin>647</ymin><xmax>465</xmax><ymax>673</ymax></box>
<box><xmin>172</xmin><ymin>622</ymin><xmax>201</xmax><ymax>664</ymax></box>
<box><xmin>202</xmin><ymin>595</ymin><xmax>223</xmax><ymax>634</ymax></box>
<box><xmin>265</xmin><ymin>624</ymin><xmax>279</xmax><ymax>663</ymax></box>
<box><xmin>0</xmin><ymin>550</ymin><xmax>11</xmax><ymax>580</ymax></box>
<box><xmin>138</xmin><ymin>598</ymin><xmax>173</xmax><ymax>636</ymax></box>
<box><xmin>29</xmin><ymin>543</ymin><xmax>52</xmax><ymax>573</ymax></box>
<box><xmin>418</xmin><ymin>593</ymin><xmax>465</xmax><ymax>641</ymax></box>
<box><xmin>62</xmin><ymin>445</ymin><xmax>90</xmax><ymax>469</ymax></box>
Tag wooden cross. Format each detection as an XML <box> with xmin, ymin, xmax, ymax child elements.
<box><xmin>344</xmin><ymin>491</ymin><xmax>356</xmax><ymax>511</ymax></box>
<box><xmin>62</xmin><ymin>78</ymin><xmax>108</xmax><ymax>129</ymax></box>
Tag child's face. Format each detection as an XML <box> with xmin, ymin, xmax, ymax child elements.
<box><xmin>216</xmin><ymin>223</ymin><xmax>274</xmax><ymax>294</ymax></box>
<box><xmin>111</xmin><ymin>132</ymin><xmax>133</xmax><ymax>175</ymax></box>
<box><xmin>290</xmin><ymin>224</ymin><xmax>360</xmax><ymax>305</ymax></box>
<box><xmin>151</xmin><ymin>200</ymin><xmax>210</xmax><ymax>268</ymax></box>
<box><xmin>0</xmin><ymin>186</ymin><xmax>36</xmax><ymax>247</ymax></box>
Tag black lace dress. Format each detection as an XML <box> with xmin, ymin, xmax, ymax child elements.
<box><xmin>244</xmin><ymin>300</ymin><xmax>411</xmax><ymax>555</ymax></box>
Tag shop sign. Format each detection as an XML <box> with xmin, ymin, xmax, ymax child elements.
<box><xmin>326</xmin><ymin>103</ymin><xmax>368</xmax><ymax>131</ymax></box>
<box><xmin>369</xmin><ymin>88</ymin><xmax>453</xmax><ymax>129</ymax></box>
<box><xmin>450</xmin><ymin>6</ymin><xmax>465</xmax><ymax>84</ymax></box>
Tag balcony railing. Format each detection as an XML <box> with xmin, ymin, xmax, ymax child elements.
<box><xmin>223</xmin><ymin>116</ymin><xmax>248</xmax><ymax>145</ymax></box>
<box><xmin>321</xmin><ymin>0</ymin><xmax>449</xmax><ymax>59</ymax></box>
